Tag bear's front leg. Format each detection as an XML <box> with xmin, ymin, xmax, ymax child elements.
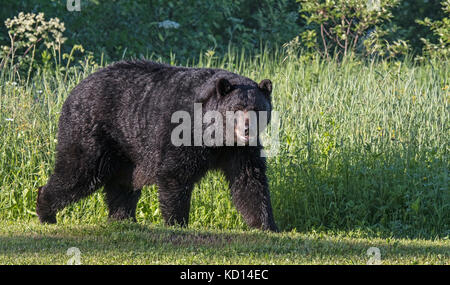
<box><xmin>157</xmin><ymin>178</ymin><xmax>194</xmax><ymax>227</ymax></box>
<box><xmin>221</xmin><ymin>148</ymin><xmax>278</xmax><ymax>232</ymax></box>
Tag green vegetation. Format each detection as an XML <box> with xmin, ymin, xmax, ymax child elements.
<box><xmin>1</xmin><ymin>0</ymin><xmax>449</xmax><ymax>63</ymax></box>
<box><xmin>0</xmin><ymin>1</ymin><xmax>448</xmax><ymax>265</ymax></box>
<box><xmin>0</xmin><ymin>0</ymin><xmax>301</xmax><ymax>63</ymax></box>
<box><xmin>296</xmin><ymin>0</ymin><xmax>405</xmax><ymax>59</ymax></box>
<box><xmin>1</xmin><ymin>50</ymin><xmax>448</xmax><ymax>240</ymax></box>
<box><xmin>0</xmin><ymin>220</ymin><xmax>448</xmax><ymax>264</ymax></box>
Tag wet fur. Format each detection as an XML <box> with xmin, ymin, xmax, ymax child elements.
<box><xmin>36</xmin><ymin>60</ymin><xmax>278</xmax><ymax>231</ymax></box>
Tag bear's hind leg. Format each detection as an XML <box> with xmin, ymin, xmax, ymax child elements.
<box><xmin>37</xmin><ymin>164</ymin><xmax>107</xmax><ymax>224</ymax></box>
<box><xmin>104</xmin><ymin>164</ymin><xmax>141</xmax><ymax>221</ymax></box>
<box><xmin>37</xmin><ymin>145</ymin><xmax>113</xmax><ymax>224</ymax></box>
<box><xmin>36</xmin><ymin>186</ymin><xmax>57</xmax><ymax>224</ymax></box>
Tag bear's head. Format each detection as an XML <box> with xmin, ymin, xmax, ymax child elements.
<box><xmin>197</xmin><ymin>74</ymin><xmax>272</xmax><ymax>146</ymax></box>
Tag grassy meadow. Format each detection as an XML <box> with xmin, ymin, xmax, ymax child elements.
<box><xmin>0</xmin><ymin>220</ymin><xmax>448</xmax><ymax>265</ymax></box>
<box><xmin>0</xmin><ymin>51</ymin><xmax>448</xmax><ymax>264</ymax></box>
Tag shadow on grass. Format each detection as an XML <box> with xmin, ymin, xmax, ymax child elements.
<box><xmin>0</xmin><ymin>221</ymin><xmax>448</xmax><ymax>264</ymax></box>
<box><xmin>268</xmin><ymin>146</ymin><xmax>449</xmax><ymax>240</ymax></box>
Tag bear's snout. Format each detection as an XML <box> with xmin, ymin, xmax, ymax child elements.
<box><xmin>234</xmin><ymin>110</ymin><xmax>258</xmax><ymax>146</ymax></box>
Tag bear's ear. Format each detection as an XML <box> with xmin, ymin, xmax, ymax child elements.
<box><xmin>258</xmin><ymin>79</ymin><xmax>272</xmax><ymax>96</ymax></box>
<box><xmin>216</xmin><ymin>78</ymin><xmax>232</xmax><ymax>97</ymax></box>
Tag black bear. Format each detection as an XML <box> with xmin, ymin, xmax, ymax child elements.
<box><xmin>36</xmin><ymin>60</ymin><xmax>278</xmax><ymax>231</ymax></box>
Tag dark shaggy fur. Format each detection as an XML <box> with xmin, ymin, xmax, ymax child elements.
<box><xmin>36</xmin><ymin>60</ymin><xmax>278</xmax><ymax>231</ymax></box>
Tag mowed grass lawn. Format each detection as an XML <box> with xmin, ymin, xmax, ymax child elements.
<box><xmin>0</xmin><ymin>220</ymin><xmax>448</xmax><ymax>265</ymax></box>
<box><xmin>0</xmin><ymin>51</ymin><xmax>449</xmax><ymax>264</ymax></box>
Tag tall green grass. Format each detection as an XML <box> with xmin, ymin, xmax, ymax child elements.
<box><xmin>0</xmin><ymin>51</ymin><xmax>448</xmax><ymax>238</ymax></box>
